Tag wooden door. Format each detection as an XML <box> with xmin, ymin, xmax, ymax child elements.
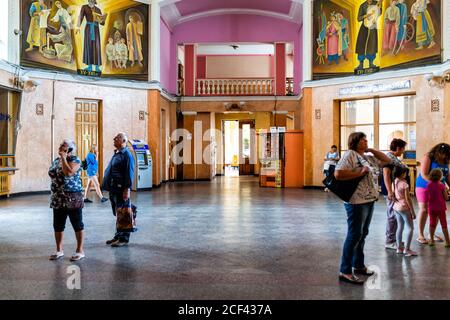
<box><xmin>239</xmin><ymin>120</ymin><xmax>255</xmax><ymax>176</ymax></box>
<box><xmin>284</xmin><ymin>131</ymin><xmax>304</xmax><ymax>188</ymax></box>
<box><xmin>75</xmin><ymin>99</ymin><xmax>101</xmax><ymax>187</ymax></box>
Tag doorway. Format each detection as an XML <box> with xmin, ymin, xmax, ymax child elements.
<box><xmin>75</xmin><ymin>99</ymin><xmax>102</xmax><ymax>187</ymax></box>
<box><xmin>223</xmin><ymin>119</ymin><xmax>255</xmax><ymax>177</ymax></box>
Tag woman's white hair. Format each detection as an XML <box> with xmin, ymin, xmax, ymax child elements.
<box><xmin>62</xmin><ymin>139</ymin><xmax>77</xmax><ymax>154</ymax></box>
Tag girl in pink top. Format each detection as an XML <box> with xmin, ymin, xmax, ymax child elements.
<box><xmin>427</xmin><ymin>169</ymin><xmax>450</xmax><ymax>247</ymax></box>
<box><xmin>393</xmin><ymin>167</ymin><xmax>417</xmax><ymax>256</ymax></box>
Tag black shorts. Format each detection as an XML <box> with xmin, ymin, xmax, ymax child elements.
<box><xmin>53</xmin><ymin>208</ymin><xmax>84</xmax><ymax>232</ymax></box>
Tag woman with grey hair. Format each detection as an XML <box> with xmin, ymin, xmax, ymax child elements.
<box><xmin>48</xmin><ymin>139</ymin><xmax>85</xmax><ymax>261</ymax></box>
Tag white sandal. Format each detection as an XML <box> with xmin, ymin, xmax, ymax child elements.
<box><xmin>49</xmin><ymin>251</ymin><xmax>64</xmax><ymax>260</ymax></box>
<box><xmin>70</xmin><ymin>252</ymin><xmax>85</xmax><ymax>261</ymax></box>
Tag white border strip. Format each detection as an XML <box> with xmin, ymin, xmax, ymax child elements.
<box><xmin>303</xmin><ymin>60</ymin><xmax>450</xmax><ymax>88</ymax></box>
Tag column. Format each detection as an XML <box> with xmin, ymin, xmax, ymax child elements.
<box><xmin>443</xmin><ymin>0</ymin><xmax>450</xmax><ymax>62</ymax></box>
<box><xmin>184</xmin><ymin>44</ymin><xmax>196</xmax><ymax>96</ymax></box>
<box><xmin>8</xmin><ymin>0</ymin><xmax>20</xmax><ymax>64</ymax></box>
<box><xmin>148</xmin><ymin>90</ymin><xmax>161</xmax><ymax>186</ymax></box>
<box><xmin>302</xmin><ymin>0</ymin><xmax>312</xmax><ymax>82</ymax></box>
<box><xmin>150</xmin><ymin>0</ymin><xmax>161</xmax><ymax>82</ymax></box>
<box><xmin>275</xmin><ymin>43</ymin><xmax>286</xmax><ymax>96</ymax></box>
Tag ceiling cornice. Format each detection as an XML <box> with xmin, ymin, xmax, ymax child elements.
<box><xmin>173</xmin><ymin>8</ymin><xmax>302</xmax><ymax>27</ymax></box>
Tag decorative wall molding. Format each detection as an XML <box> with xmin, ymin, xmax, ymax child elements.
<box><xmin>302</xmin><ymin>60</ymin><xmax>450</xmax><ymax>89</ymax></box>
<box><xmin>0</xmin><ymin>59</ymin><xmax>178</xmax><ymax>101</ymax></box>
<box><xmin>174</xmin><ymin>8</ymin><xmax>301</xmax><ymax>27</ymax></box>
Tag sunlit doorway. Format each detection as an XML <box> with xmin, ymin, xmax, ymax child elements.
<box><xmin>224</xmin><ymin>120</ymin><xmax>239</xmax><ymax>177</ymax></box>
<box><xmin>223</xmin><ymin>120</ymin><xmax>255</xmax><ymax>177</ymax></box>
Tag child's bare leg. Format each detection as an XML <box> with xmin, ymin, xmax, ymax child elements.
<box><xmin>442</xmin><ymin>228</ymin><xmax>450</xmax><ymax>245</ymax></box>
<box><xmin>429</xmin><ymin>226</ymin><xmax>436</xmax><ymax>245</ymax></box>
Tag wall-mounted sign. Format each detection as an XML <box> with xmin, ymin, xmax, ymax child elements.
<box><xmin>315</xmin><ymin>109</ymin><xmax>322</xmax><ymax>119</ymax></box>
<box><xmin>339</xmin><ymin>80</ymin><xmax>411</xmax><ymax>96</ymax></box>
<box><xmin>431</xmin><ymin>98</ymin><xmax>440</xmax><ymax>112</ymax></box>
<box><xmin>313</xmin><ymin>0</ymin><xmax>442</xmax><ymax>80</ymax></box>
<box><xmin>0</xmin><ymin>113</ymin><xmax>12</xmax><ymax>121</ymax></box>
<box><xmin>36</xmin><ymin>103</ymin><xmax>44</xmax><ymax>115</ymax></box>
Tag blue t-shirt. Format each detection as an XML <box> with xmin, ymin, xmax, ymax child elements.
<box><xmin>86</xmin><ymin>152</ymin><xmax>98</xmax><ymax>177</ymax></box>
<box><xmin>416</xmin><ymin>160</ymin><xmax>449</xmax><ymax>188</ymax></box>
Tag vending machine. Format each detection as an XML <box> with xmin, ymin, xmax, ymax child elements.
<box><xmin>128</xmin><ymin>139</ymin><xmax>152</xmax><ymax>191</ymax></box>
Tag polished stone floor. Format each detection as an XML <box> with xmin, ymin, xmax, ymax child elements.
<box><xmin>1</xmin><ymin>176</ymin><xmax>450</xmax><ymax>300</ymax></box>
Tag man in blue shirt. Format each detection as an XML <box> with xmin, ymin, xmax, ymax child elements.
<box><xmin>102</xmin><ymin>132</ymin><xmax>135</xmax><ymax>247</ymax></box>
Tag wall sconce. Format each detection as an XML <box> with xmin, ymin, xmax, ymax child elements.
<box><xmin>11</xmin><ymin>75</ymin><xmax>41</xmax><ymax>92</ymax></box>
<box><xmin>426</xmin><ymin>70</ymin><xmax>450</xmax><ymax>87</ymax></box>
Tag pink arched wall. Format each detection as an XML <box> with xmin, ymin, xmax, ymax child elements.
<box><xmin>160</xmin><ymin>14</ymin><xmax>302</xmax><ymax>95</ymax></box>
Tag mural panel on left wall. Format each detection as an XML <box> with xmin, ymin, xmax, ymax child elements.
<box><xmin>20</xmin><ymin>0</ymin><xmax>148</xmax><ymax>80</ymax></box>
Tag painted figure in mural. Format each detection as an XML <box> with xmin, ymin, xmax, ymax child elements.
<box><xmin>411</xmin><ymin>0</ymin><xmax>436</xmax><ymax>50</ymax></box>
<box><xmin>26</xmin><ymin>0</ymin><xmax>49</xmax><ymax>53</ymax></box>
<box><xmin>52</xmin><ymin>1</ymin><xmax>72</xmax><ymax>30</ymax></box>
<box><xmin>117</xmin><ymin>38</ymin><xmax>129</xmax><ymax>69</ymax></box>
<box><xmin>326</xmin><ymin>12</ymin><xmax>342</xmax><ymax>65</ymax></box>
<box><xmin>105</xmin><ymin>38</ymin><xmax>118</xmax><ymax>70</ymax></box>
<box><xmin>355</xmin><ymin>0</ymin><xmax>383</xmax><ymax>70</ymax></box>
<box><xmin>126</xmin><ymin>14</ymin><xmax>144</xmax><ymax>67</ymax></box>
<box><xmin>337</xmin><ymin>12</ymin><xmax>349</xmax><ymax>61</ymax></box>
<box><xmin>395</xmin><ymin>0</ymin><xmax>408</xmax><ymax>52</ymax></box>
<box><xmin>383</xmin><ymin>0</ymin><xmax>400</xmax><ymax>52</ymax></box>
<box><xmin>49</xmin><ymin>25</ymin><xmax>73</xmax><ymax>62</ymax></box>
<box><xmin>76</xmin><ymin>0</ymin><xmax>106</xmax><ymax>72</ymax></box>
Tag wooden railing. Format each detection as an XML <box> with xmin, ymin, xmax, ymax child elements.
<box><xmin>195</xmin><ymin>78</ymin><xmax>274</xmax><ymax>96</ymax></box>
<box><xmin>0</xmin><ymin>155</ymin><xmax>17</xmax><ymax>197</ymax></box>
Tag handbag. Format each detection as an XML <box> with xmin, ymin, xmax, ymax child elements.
<box><xmin>116</xmin><ymin>200</ymin><xmax>138</xmax><ymax>232</ymax></box>
<box><xmin>64</xmin><ymin>192</ymin><xmax>84</xmax><ymax>209</ymax></box>
<box><xmin>322</xmin><ymin>155</ymin><xmax>365</xmax><ymax>202</ymax></box>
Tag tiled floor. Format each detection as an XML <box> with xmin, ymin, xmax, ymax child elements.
<box><xmin>0</xmin><ymin>177</ymin><xmax>449</xmax><ymax>299</ymax></box>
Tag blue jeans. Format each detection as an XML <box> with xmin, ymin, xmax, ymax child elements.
<box><xmin>340</xmin><ymin>202</ymin><xmax>375</xmax><ymax>274</ymax></box>
<box><xmin>109</xmin><ymin>191</ymin><xmax>130</xmax><ymax>243</ymax></box>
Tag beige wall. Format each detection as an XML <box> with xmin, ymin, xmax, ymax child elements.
<box><xmin>0</xmin><ymin>68</ymin><xmax>148</xmax><ymax>194</ymax></box>
<box><xmin>305</xmin><ymin>75</ymin><xmax>446</xmax><ymax>187</ymax></box>
<box><xmin>206</xmin><ymin>56</ymin><xmax>274</xmax><ymax>78</ymax></box>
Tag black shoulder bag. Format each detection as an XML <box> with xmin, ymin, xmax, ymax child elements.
<box><xmin>322</xmin><ymin>155</ymin><xmax>366</xmax><ymax>202</ymax></box>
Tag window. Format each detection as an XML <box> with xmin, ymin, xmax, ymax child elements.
<box><xmin>0</xmin><ymin>88</ymin><xmax>21</xmax><ymax>156</ymax></box>
<box><xmin>340</xmin><ymin>95</ymin><xmax>416</xmax><ymax>152</ymax></box>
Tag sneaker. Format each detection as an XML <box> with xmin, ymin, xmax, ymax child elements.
<box><xmin>49</xmin><ymin>251</ymin><xmax>64</xmax><ymax>260</ymax></box>
<box><xmin>396</xmin><ymin>248</ymin><xmax>404</xmax><ymax>254</ymax></box>
<box><xmin>404</xmin><ymin>249</ymin><xmax>418</xmax><ymax>257</ymax></box>
<box><xmin>84</xmin><ymin>198</ymin><xmax>93</xmax><ymax>203</ymax></box>
<box><xmin>70</xmin><ymin>252</ymin><xmax>85</xmax><ymax>261</ymax></box>
<box><xmin>106</xmin><ymin>238</ymin><xmax>117</xmax><ymax>245</ymax></box>
<box><xmin>101</xmin><ymin>197</ymin><xmax>109</xmax><ymax>203</ymax></box>
<box><xmin>385</xmin><ymin>242</ymin><xmax>397</xmax><ymax>250</ymax></box>
<box><xmin>111</xmin><ymin>240</ymin><xmax>128</xmax><ymax>247</ymax></box>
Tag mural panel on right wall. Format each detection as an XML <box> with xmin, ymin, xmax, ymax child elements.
<box><xmin>312</xmin><ymin>0</ymin><xmax>442</xmax><ymax>80</ymax></box>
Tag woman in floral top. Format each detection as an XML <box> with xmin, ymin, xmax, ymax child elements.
<box><xmin>48</xmin><ymin>139</ymin><xmax>85</xmax><ymax>261</ymax></box>
<box><xmin>335</xmin><ymin>132</ymin><xmax>392</xmax><ymax>285</ymax></box>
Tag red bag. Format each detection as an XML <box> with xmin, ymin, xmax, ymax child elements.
<box><xmin>116</xmin><ymin>200</ymin><xmax>137</xmax><ymax>232</ymax></box>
